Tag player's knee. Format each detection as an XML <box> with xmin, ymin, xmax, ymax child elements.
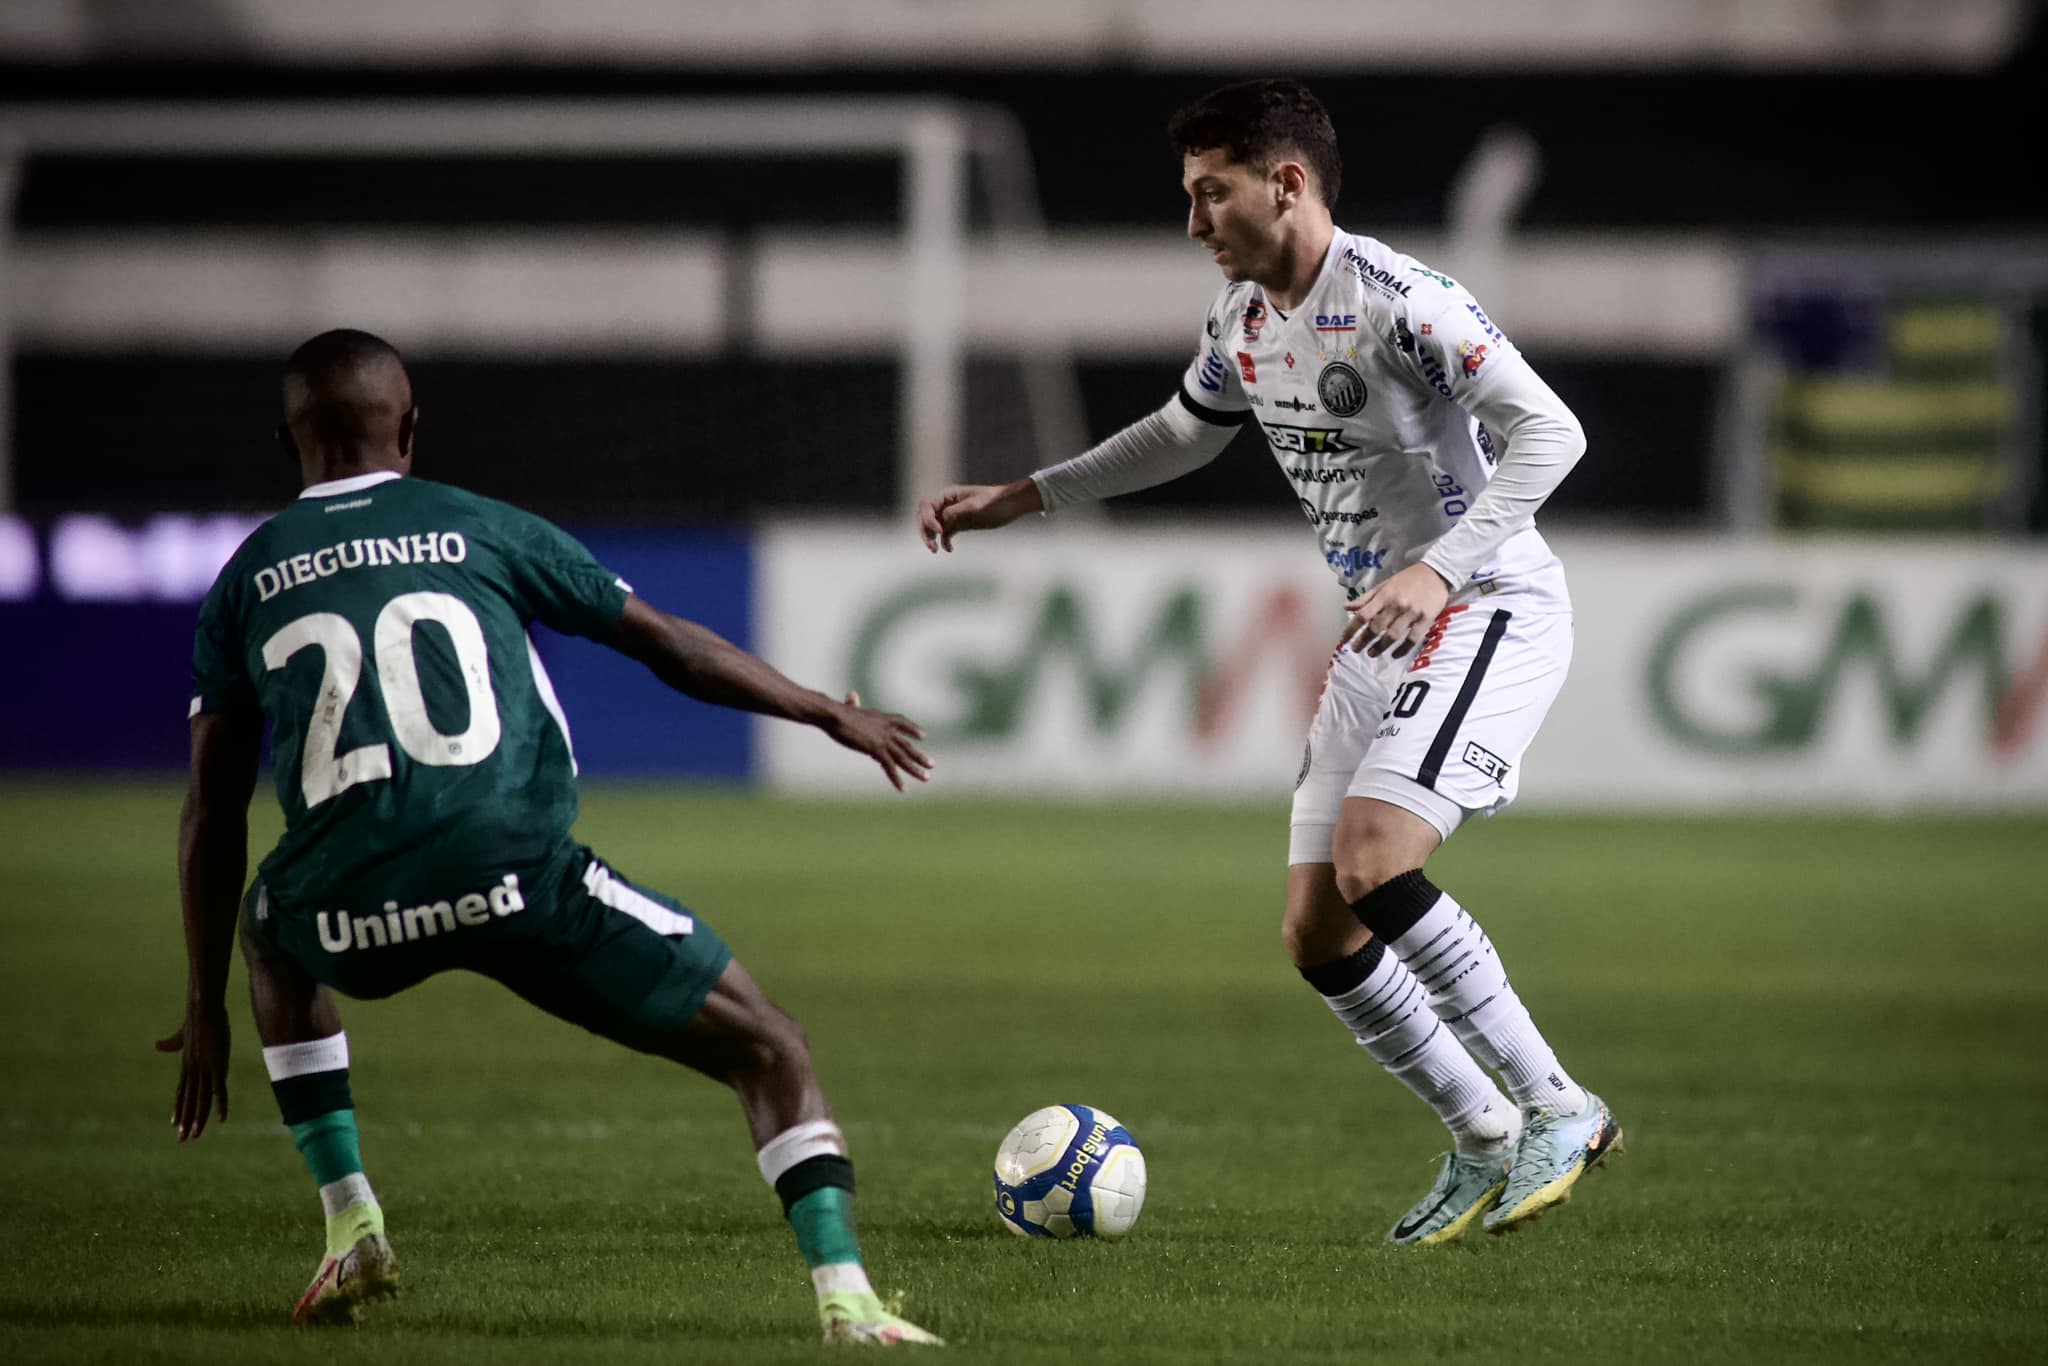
<box><xmin>1331</xmin><ymin>846</ymin><xmax>1416</xmax><ymax>905</ymax></box>
<box><xmin>1279</xmin><ymin>906</ymin><xmax>1324</xmax><ymax>970</ymax></box>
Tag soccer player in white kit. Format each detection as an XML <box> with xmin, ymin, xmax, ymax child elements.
<box><xmin>918</xmin><ymin>80</ymin><xmax>1621</xmax><ymax>1243</ymax></box>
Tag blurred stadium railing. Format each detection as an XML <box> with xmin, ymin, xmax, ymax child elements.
<box><xmin>1</xmin><ymin>1</ymin><xmax>2043</xmax><ymax>808</ymax></box>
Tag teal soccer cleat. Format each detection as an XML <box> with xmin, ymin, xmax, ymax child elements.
<box><xmin>1387</xmin><ymin>1149</ymin><xmax>1512</xmax><ymax>1245</ymax></box>
<box><xmin>1484</xmin><ymin>1092</ymin><xmax>1623</xmax><ymax>1234</ymax></box>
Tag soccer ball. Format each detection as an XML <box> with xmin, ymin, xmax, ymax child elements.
<box><xmin>992</xmin><ymin>1104</ymin><xmax>1147</xmax><ymax>1240</ymax></box>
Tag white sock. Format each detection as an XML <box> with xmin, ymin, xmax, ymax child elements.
<box><xmin>318</xmin><ymin>1172</ymin><xmax>377</xmax><ymax>1218</ymax></box>
<box><xmin>1308</xmin><ymin>940</ymin><xmax>1519</xmax><ymax>1155</ymax></box>
<box><xmin>811</xmin><ymin>1262</ymin><xmax>874</xmax><ymax>1298</ymax></box>
<box><xmin>1372</xmin><ymin>879</ymin><xmax>1587</xmax><ymax>1116</ymax></box>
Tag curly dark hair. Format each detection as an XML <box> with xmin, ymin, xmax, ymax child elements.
<box><xmin>1167</xmin><ymin>79</ymin><xmax>1342</xmax><ymax>208</ymax></box>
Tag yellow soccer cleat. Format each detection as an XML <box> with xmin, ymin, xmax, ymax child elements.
<box><xmin>820</xmin><ymin>1290</ymin><xmax>945</xmax><ymax>1347</ymax></box>
<box><xmin>291</xmin><ymin>1213</ymin><xmax>400</xmax><ymax>1326</ymax></box>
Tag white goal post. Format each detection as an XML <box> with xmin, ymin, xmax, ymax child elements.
<box><xmin>0</xmin><ymin>98</ymin><xmax>1088</xmax><ymax>516</ymax></box>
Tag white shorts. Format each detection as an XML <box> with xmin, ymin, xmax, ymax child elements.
<box><xmin>1288</xmin><ymin>601</ymin><xmax>1573</xmax><ymax>862</ymax></box>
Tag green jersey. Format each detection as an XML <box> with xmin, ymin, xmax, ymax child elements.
<box><xmin>191</xmin><ymin>472</ymin><xmax>630</xmax><ymax>910</ymax></box>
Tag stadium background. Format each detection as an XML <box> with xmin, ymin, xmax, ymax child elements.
<box><xmin>3</xmin><ymin>5</ymin><xmax>2046</xmax><ymax>1363</ymax></box>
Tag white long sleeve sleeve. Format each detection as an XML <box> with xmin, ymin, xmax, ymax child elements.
<box><xmin>1029</xmin><ymin>395</ymin><xmax>1240</xmax><ymax>512</ymax></box>
<box><xmin>1420</xmin><ymin>357</ymin><xmax>1586</xmax><ymax>589</ymax></box>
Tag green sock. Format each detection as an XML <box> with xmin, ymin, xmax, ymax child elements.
<box><xmin>786</xmin><ymin>1187</ymin><xmax>864</xmax><ymax>1270</ymax></box>
<box><xmin>289</xmin><ymin>1109</ymin><xmax>365</xmax><ymax>1187</ymax></box>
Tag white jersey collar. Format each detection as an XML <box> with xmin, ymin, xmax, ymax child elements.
<box><xmin>1263</xmin><ymin>226</ymin><xmax>1349</xmax><ymax>316</ymax></box>
<box><xmin>299</xmin><ymin>470</ymin><xmax>404</xmax><ymax>500</ymax></box>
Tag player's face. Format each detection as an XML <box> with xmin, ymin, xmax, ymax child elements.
<box><xmin>1183</xmin><ymin>148</ymin><xmax>1281</xmax><ymax>283</ymax></box>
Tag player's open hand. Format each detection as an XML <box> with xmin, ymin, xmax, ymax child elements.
<box><xmin>1340</xmin><ymin>562</ymin><xmax>1453</xmax><ymax>658</ymax></box>
<box><xmin>824</xmin><ymin>691</ymin><xmax>933</xmax><ymax>791</ymax></box>
<box><xmin>917</xmin><ymin>479</ymin><xmax>1043</xmax><ymax>552</ymax></box>
<box><xmin>155</xmin><ymin>1002</ymin><xmax>231</xmax><ymax>1142</ymax></box>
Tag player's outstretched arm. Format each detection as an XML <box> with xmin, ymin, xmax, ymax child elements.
<box><xmin>157</xmin><ymin>708</ymin><xmax>263</xmax><ymax>1142</ymax></box>
<box><xmin>919</xmin><ymin>396</ymin><xmax>1239</xmax><ymax>553</ymax></box>
<box><xmin>611</xmin><ymin>596</ymin><xmax>932</xmax><ymax>790</ymax></box>
<box><xmin>918</xmin><ymin>478</ymin><xmax>1044</xmax><ymax>552</ymax></box>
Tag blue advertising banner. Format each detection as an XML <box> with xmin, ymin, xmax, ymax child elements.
<box><xmin>0</xmin><ymin>514</ymin><xmax>754</xmax><ymax>779</ymax></box>
<box><xmin>536</xmin><ymin>526</ymin><xmax>754</xmax><ymax>779</ymax></box>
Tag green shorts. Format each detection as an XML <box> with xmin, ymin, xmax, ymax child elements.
<box><xmin>244</xmin><ymin>842</ymin><xmax>734</xmax><ymax>1053</ymax></box>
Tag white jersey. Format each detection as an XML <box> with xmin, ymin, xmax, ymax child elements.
<box><xmin>1178</xmin><ymin>228</ymin><xmax>1566</xmax><ymax>607</ymax></box>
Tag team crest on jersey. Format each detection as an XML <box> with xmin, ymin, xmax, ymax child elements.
<box><xmin>1242</xmin><ymin>300</ymin><xmax>1268</xmax><ymax>342</ymax></box>
<box><xmin>1206</xmin><ymin>312</ymin><xmax>1222</xmax><ymax>340</ymax></box>
<box><xmin>1317</xmin><ymin>362</ymin><xmax>1368</xmax><ymax>418</ymax></box>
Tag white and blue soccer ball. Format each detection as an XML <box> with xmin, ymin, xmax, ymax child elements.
<box><xmin>992</xmin><ymin>1104</ymin><xmax>1147</xmax><ymax>1240</ymax></box>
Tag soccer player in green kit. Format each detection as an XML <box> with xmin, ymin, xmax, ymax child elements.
<box><xmin>156</xmin><ymin>330</ymin><xmax>942</xmax><ymax>1346</ymax></box>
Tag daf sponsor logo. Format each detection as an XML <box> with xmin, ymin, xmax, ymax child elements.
<box><xmin>1197</xmin><ymin>347</ymin><xmax>1229</xmax><ymax>394</ymax></box>
<box><xmin>1324</xmin><ymin>545</ymin><xmax>1388</xmax><ymax>576</ymax></box>
<box><xmin>315</xmin><ymin>874</ymin><xmax>526</xmax><ymax>954</ymax></box>
<box><xmin>1262</xmin><ymin>424</ymin><xmax>1358</xmax><ymax>456</ymax></box>
<box><xmin>1317</xmin><ymin>362</ymin><xmax>1368</xmax><ymax>418</ymax></box>
<box><xmin>1315</xmin><ymin>313</ymin><xmax>1358</xmax><ymax>332</ymax></box>
<box><xmin>1342</xmin><ymin>248</ymin><xmax>1412</xmax><ymax>299</ymax></box>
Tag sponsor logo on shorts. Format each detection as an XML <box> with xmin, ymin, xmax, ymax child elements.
<box><xmin>1409</xmin><ymin>604</ymin><xmax>1470</xmax><ymax>672</ymax></box>
<box><xmin>1461</xmin><ymin>740</ymin><xmax>1512</xmax><ymax>785</ymax></box>
<box><xmin>315</xmin><ymin>874</ymin><xmax>526</xmax><ymax>954</ymax></box>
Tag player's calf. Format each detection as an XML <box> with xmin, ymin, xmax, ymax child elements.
<box><xmin>265</xmin><ymin>1033</ymin><xmax>398</xmax><ymax>1324</ymax></box>
<box><xmin>673</xmin><ymin>961</ymin><xmax>942</xmax><ymax>1345</ymax></box>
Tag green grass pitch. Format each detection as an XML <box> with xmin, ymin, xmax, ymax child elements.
<box><xmin>2</xmin><ymin>780</ymin><xmax>2045</xmax><ymax>1364</ymax></box>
